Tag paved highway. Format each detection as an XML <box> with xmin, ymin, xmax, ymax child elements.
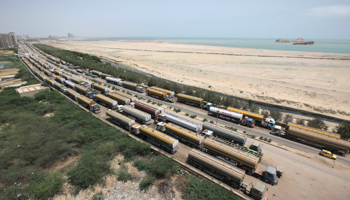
<box><xmin>26</xmin><ymin>43</ymin><xmax>350</xmax><ymax>166</ymax></box>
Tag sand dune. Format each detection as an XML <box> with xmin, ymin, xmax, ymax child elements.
<box><xmin>42</xmin><ymin>40</ymin><xmax>350</xmax><ymax>120</ymax></box>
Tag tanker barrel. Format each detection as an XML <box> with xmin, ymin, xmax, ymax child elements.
<box><xmin>209</xmin><ymin>107</ymin><xmax>243</xmax><ymax>121</ymax></box>
<box><xmin>203</xmin><ymin>122</ymin><xmax>247</xmax><ymax>146</ymax></box>
<box><xmin>121</xmin><ymin>106</ymin><xmax>152</xmax><ymax>122</ymax></box>
<box><xmin>106</xmin><ymin>110</ymin><xmax>136</xmax><ymax>127</ymax></box>
<box><xmin>140</xmin><ymin>125</ymin><xmax>179</xmax><ymax>150</ymax></box>
<box><xmin>164</xmin><ymin>112</ymin><xmax>202</xmax><ymax>133</ymax></box>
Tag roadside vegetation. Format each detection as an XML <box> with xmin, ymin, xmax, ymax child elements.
<box><xmin>336</xmin><ymin>122</ymin><xmax>350</xmax><ymax>140</ymax></box>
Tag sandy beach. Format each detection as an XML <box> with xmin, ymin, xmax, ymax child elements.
<box><xmin>42</xmin><ymin>40</ymin><xmax>350</xmax><ymax>122</ymax></box>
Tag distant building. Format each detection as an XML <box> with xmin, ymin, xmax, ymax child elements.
<box><xmin>68</xmin><ymin>33</ymin><xmax>74</xmax><ymax>38</ymax></box>
<box><xmin>0</xmin><ymin>32</ymin><xmax>18</xmax><ymax>48</ymax></box>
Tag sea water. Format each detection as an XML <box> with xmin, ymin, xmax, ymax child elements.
<box><xmin>92</xmin><ymin>37</ymin><xmax>350</xmax><ymax>54</ymax></box>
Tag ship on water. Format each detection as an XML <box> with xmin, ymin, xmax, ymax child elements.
<box><xmin>292</xmin><ymin>38</ymin><xmax>314</xmax><ymax>45</ymax></box>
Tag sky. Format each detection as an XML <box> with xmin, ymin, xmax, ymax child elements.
<box><xmin>1</xmin><ymin>0</ymin><xmax>350</xmax><ymax>39</ymax></box>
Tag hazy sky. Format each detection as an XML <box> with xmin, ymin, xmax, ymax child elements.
<box><xmin>1</xmin><ymin>0</ymin><xmax>350</xmax><ymax>39</ymax></box>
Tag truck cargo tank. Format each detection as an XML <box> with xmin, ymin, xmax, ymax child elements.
<box><xmin>121</xmin><ymin>106</ymin><xmax>152</xmax><ymax>123</ymax></box>
<box><xmin>209</xmin><ymin>107</ymin><xmax>243</xmax><ymax>121</ymax></box>
<box><xmin>108</xmin><ymin>93</ymin><xmax>130</xmax><ymax>105</ymax></box>
<box><xmin>165</xmin><ymin>124</ymin><xmax>204</xmax><ymax>145</ymax></box>
<box><xmin>134</xmin><ymin>101</ymin><xmax>161</xmax><ymax>117</ymax></box>
<box><xmin>164</xmin><ymin>113</ymin><xmax>202</xmax><ymax>133</ymax></box>
<box><xmin>227</xmin><ymin>107</ymin><xmax>264</xmax><ymax>122</ymax></box>
<box><xmin>106</xmin><ymin>110</ymin><xmax>135</xmax><ymax>128</ymax></box>
<box><xmin>91</xmin><ymin>83</ymin><xmax>109</xmax><ymax>95</ymax></box>
<box><xmin>140</xmin><ymin>125</ymin><xmax>178</xmax><ymax>150</ymax></box>
<box><xmin>70</xmin><ymin>77</ymin><xmax>83</xmax><ymax>84</ymax></box>
<box><xmin>151</xmin><ymin>86</ymin><xmax>175</xmax><ymax>97</ymax></box>
<box><xmin>66</xmin><ymin>88</ymin><xmax>79</xmax><ymax>101</ymax></box>
<box><xmin>114</xmin><ymin>91</ymin><xmax>136</xmax><ymax>102</ymax></box>
<box><xmin>95</xmin><ymin>94</ymin><xmax>118</xmax><ymax>109</ymax></box>
<box><xmin>65</xmin><ymin>80</ymin><xmax>75</xmax><ymax>89</ymax></box>
<box><xmin>287</xmin><ymin>122</ymin><xmax>341</xmax><ymax>139</ymax></box>
<box><xmin>177</xmin><ymin>93</ymin><xmax>203</xmax><ymax>105</ymax></box>
<box><xmin>203</xmin><ymin>122</ymin><xmax>247</xmax><ymax>146</ymax></box>
<box><xmin>106</xmin><ymin>77</ymin><xmax>122</xmax><ymax>85</ymax></box>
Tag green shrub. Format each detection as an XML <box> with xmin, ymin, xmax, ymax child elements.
<box><xmin>117</xmin><ymin>165</ymin><xmax>133</xmax><ymax>182</ymax></box>
<box><xmin>148</xmin><ymin>157</ymin><xmax>178</xmax><ymax>179</ymax></box>
<box><xmin>259</xmin><ymin>136</ymin><xmax>263</xmax><ymax>140</ymax></box>
<box><xmin>147</xmin><ymin>99</ymin><xmax>152</xmax><ymax>103</ymax></box>
<box><xmin>252</xmin><ymin>135</ymin><xmax>256</xmax><ymax>139</ymax></box>
<box><xmin>243</xmin><ymin>131</ymin><xmax>246</xmax><ymax>133</ymax></box>
<box><xmin>186</xmin><ymin>113</ymin><xmax>190</xmax><ymax>116</ymax></box>
<box><xmin>210</xmin><ymin>120</ymin><xmax>214</xmax><ymax>124</ymax></box>
<box><xmin>190</xmin><ymin>115</ymin><xmax>197</xmax><ymax>119</ymax></box>
<box><xmin>27</xmin><ymin>172</ymin><xmax>65</xmax><ymax>199</ymax></box>
<box><xmin>203</xmin><ymin>118</ymin><xmax>208</xmax><ymax>122</ymax></box>
<box><xmin>336</xmin><ymin>122</ymin><xmax>350</xmax><ymax>140</ymax></box>
<box><xmin>308</xmin><ymin>118</ymin><xmax>327</xmax><ymax>130</ymax></box>
<box><xmin>133</xmin><ymin>159</ymin><xmax>151</xmax><ymax>172</ymax></box>
<box><xmin>92</xmin><ymin>192</ymin><xmax>104</xmax><ymax>200</ymax></box>
<box><xmin>183</xmin><ymin>176</ymin><xmax>241</xmax><ymax>200</ymax></box>
<box><xmin>268</xmin><ymin>139</ymin><xmax>272</xmax><ymax>143</ymax></box>
<box><xmin>139</xmin><ymin>175</ymin><xmax>155</xmax><ymax>191</ymax></box>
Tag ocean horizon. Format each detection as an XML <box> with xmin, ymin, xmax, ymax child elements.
<box><xmin>87</xmin><ymin>37</ymin><xmax>350</xmax><ymax>54</ymax></box>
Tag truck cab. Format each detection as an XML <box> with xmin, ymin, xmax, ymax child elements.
<box><xmin>156</xmin><ymin>122</ymin><xmax>166</xmax><ymax>132</ymax></box>
<box><xmin>91</xmin><ymin>104</ymin><xmax>101</xmax><ymax>114</ymax></box>
<box><xmin>204</xmin><ymin>102</ymin><xmax>212</xmax><ymax>110</ymax></box>
<box><xmin>270</xmin><ymin>125</ymin><xmax>283</xmax><ymax>136</ymax></box>
<box><xmin>249</xmin><ymin>181</ymin><xmax>268</xmax><ymax>200</ymax></box>
<box><xmin>262</xmin><ymin>118</ymin><xmax>275</xmax><ymax>130</ymax></box>
<box><xmin>242</xmin><ymin>117</ymin><xmax>255</xmax><ymax>128</ymax></box>
<box><xmin>87</xmin><ymin>91</ymin><xmax>94</xmax><ymax>99</ymax></box>
<box><xmin>130</xmin><ymin>124</ymin><xmax>140</xmax><ymax>135</ymax></box>
<box><xmin>249</xmin><ymin>141</ymin><xmax>262</xmax><ymax>154</ymax></box>
<box><xmin>263</xmin><ymin>166</ymin><xmax>278</xmax><ymax>186</ymax></box>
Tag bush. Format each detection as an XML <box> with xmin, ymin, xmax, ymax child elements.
<box><xmin>284</xmin><ymin>114</ymin><xmax>294</xmax><ymax>124</ymax></box>
<box><xmin>268</xmin><ymin>139</ymin><xmax>272</xmax><ymax>143</ymax></box>
<box><xmin>308</xmin><ymin>118</ymin><xmax>327</xmax><ymax>130</ymax></box>
<box><xmin>139</xmin><ymin>175</ymin><xmax>155</xmax><ymax>191</ymax></box>
<box><xmin>92</xmin><ymin>192</ymin><xmax>104</xmax><ymax>200</ymax></box>
<box><xmin>261</xmin><ymin>110</ymin><xmax>269</xmax><ymax>118</ymax></box>
<box><xmin>243</xmin><ymin>131</ymin><xmax>246</xmax><ymax>133</ymax></box>
<box><xmin>117</xmin><ymin>165</ymin><xmax>133</xmax><ymax>182</ymax></box>
<box><xmin>210</xmin><ymin>120</ymin><xmax>214</xmax><ymax>124</ymax></box>
<box><xmin>190</xmin><ymin>115</ymin><xmax>197</xmax><ymax>119</ymax></box>
<box><xmin>147</xmin><ymin>99</ymin><xmax>152</xmax><ymax>103</ymax></box>
<box><xmin>27</xmin><ymin>172</ymin><xmax>64</xmax><ymax>199</ymax></box>
<box><xmin>186</xmin><ymin>113</ymin><xmax>190</xmax><ymax>116</ymax></box>
<box><xmin>133</xmin><ymin>159</ymin><xmax>151</xmax><ymax>172</ymax></box>
<box><xmin>252</xmin><ymin>135</ymin><xmax>256</xmax><ymax>139</ymax></box>
<box><xmin>259</xmin><ymin>136</ymin><xmax>263</xmax><ymax>140</ymax></box>
<box><xmin>297</xmin><ymin>119</ymin><xmax>306</xmax><ymax>125</ymax></box>
<box><xmin>203</xmin><ymin>118</ymin><xmax>208</xmax><ymax>122</ymax></box>
<box><xmin>336</xmin><ymin>122</ymin><xmax>350</xmax><ymax>140</ymax></box>
<box><xmin>183</xmin><ymin>176</ymin><xmax>241</xmax><ymax>200</ymax></box>
<box><xmin>270</xmin><ymin>109</ymin><xmax>282</xmax><ymax>121</ymax></box>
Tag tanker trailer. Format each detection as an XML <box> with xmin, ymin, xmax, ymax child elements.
<box><xmin>70</xmin><ymin>77</ymin><xmax>83</xmax><ymax>84</ymax></box>
<box><xmin>156</xmin><ymin>122</ymin><xmax>204</xmax><ymax>149</ymax></box>
<box><xmin>203</xmin><ymin>122</ymin><xmax>247</xmax><ymax>146</ymax></box>
<box><xmin>54</xmin><ymin>75</ymin><xmax>65</xmax><ymax>84</ymax></box>
<box><xmin>75</xmin><ymin>84</ymin><xmax>94</xmax><ymax>98</ymax></box>
<box><xmin>91</xmin><ymin>70</ymin><xmax>102</xmax><ymax>76</ymax></box>
<box><xmin>64</xmin><ymin>80</ymin><xmax>75</xmax><ymax>89</ymax></box>
<box><xmin>130</xmin><ymin>124</ymin><xmax>179</xmax><ymax>154</ymax></box>
<box><xmin>77</xmin><ymin>95</ymin><xmax>100</xmax><ymax>114</ymax></box>
<box><xmin>91</xmin><ymin>83</ymin><xmax>109</xmax><ymax>95</ymax></box>
<box><xmin>187</xmin><ymin>149</ymin><xmax>245</xmax><ymax>189</ymax></box>
<box><xmin>45</xmin><ymin>78</ymin><xmax>55</xmax><ymax>86</ymax></box>
<box><xmin>208</xmin><ymin>107</ymin><xmax>243</xmax><ymax>122</ymax></box>
<box><xmin>114</xmin><ymin>90</ymin><xmax>136</xmax><ymax>102</ymax></box>
<box><xmin>146</xmin><ymin>88</ymin><xmax>173</xmax><ymax>102</ymax></box>
<box><xmin>52</xmin><ymin>81</ymin><xmax>67</xmax><ymax>94</ymax></box>
<box><xmin>106</xmin><ymin>77</ymin><xmax>122</xmax><ymax>85</ymax></box>
<box><xmin>151</xmin><ymin>86</ymin><xmax>175</xmax><ymax>98</ymax></box>
<box><xmin>287</xmin><ymin>122</ymin><xmax>341</xmax><ymax>139</ymax></box>
<box><xmin>286</xmin><ymin>126</ymin><xmax>350</xmax><ymax>156</ymax></box>
<box><xmin>120</xmin><ymin>105</ymin><xmax>152</xmax><ymax>125</ymax></box>
<box><xmin>66</xmin><ymin>88</ymin><xmax>79</xmax><ymax>101</ymax></box>
<box><xmin>202</xmin><ymin>139</ymin><xmax>259</xmax><ymax>175</ymax></box>
<box><xmin>95</xmin><ymin>94</ymin><xmax>118</xmax><ymax>110</ymax></box>
<box><xmin>62</xmin><ymin>73</ymin><xmax>70</xmax><ymax>80</ymax></box>
<box><xmin>108</xmin><ymin>93</ymin><xmax>130</xmax><ymax>105</ymax></box>
<box><xmin>177</xmin><ymin>93</ymin><xmax>204</xmax><ymax>107</ymax></box>
<box><xmin>106</xmin><ymin>110</ymin><xmax>135</xmax><ymax>130</ymax></box>
<box><xmin>133</xmin><ymin>101</ymin><xmax>162</xmax><ymax>118</ymax></box>
<box><xmin>101</xmin><ymin>73</ymin><xmax>113</xmax><ymax>79</ymax></box>
<box><xmin>44</xmin><ymin>69</ymin><xmax>52</xmax><ymax>77</ymax></box>
<box><xmin>122</xmin><ymin>81</ymin><xmax>144</xmax><ymax>93</ymax></box>
<box><xmin>158</xmin><ymin>112</ymin><xmax>202</xmax><ymax>133</ymax></box>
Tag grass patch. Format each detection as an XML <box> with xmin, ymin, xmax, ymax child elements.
<box><xmin>139</xmin><ymin>175</ymin><xmax>155</xmax><ymax>191</ymax></box>
<box><xmin>117</xmin><ymin>164</ymin><xmax>133</xmax><ymax>182</ymax></box>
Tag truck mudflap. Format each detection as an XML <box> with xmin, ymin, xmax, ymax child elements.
<box><xmin>262</xmin><ymin>193</ymin><xmax>268</xmax><ymax>200</ymax></box>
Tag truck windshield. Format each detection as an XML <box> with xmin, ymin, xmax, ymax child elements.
<box><xmin>93</xmin><ymin>105</ymin><xmax>100</xmax><ymax>110</ymax></box>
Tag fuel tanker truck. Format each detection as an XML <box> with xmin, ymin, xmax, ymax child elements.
<box><xmin>114</xmin><ymin>90</ymin><xmax>136</xmax><ymax>102</ymax></box>
<box><xmin>39</xmin><ymin>74</ymin><xmax>47</xmax><ymax>82</ymax></box>
<box><xmin>91</xmin><ymin>70</ymin><xmax>102</xmax><ymax>77</ymax></box>
<box><xmin>70</xmin><ymin>77</ymin><xmax>83</xmax><ymax>84</ymax></box>
<box><xmin>106</xmin><ymin>77</ymin><xmax>122</xmax><ymax>85</ymax></box>
<box><xmin>187</xmin><ymin>149</ymin><xmax>246</xmax><ymax>189</ymax></box>
<box><xmin>146</xmin><ymin>88</ymin><xmax>174</xmax><ymax>102</ymax></box>
<box><xmin>106</xmin><ymin>110</ymin><xmax>135</xmax><ymax>130</ymax></box>
<box><xmin>108</xmin><ymin>93</ymin><xmax>130</xmax><ymax>105</ymax></box>
<box><xmin>157</xmin><ymin>112</ymin><xmax>202</xmax><ymax>133</ymax></box>
<box><xmin>285</xmin><ymin>125</ymin><xmax>350</xmax><ymax>156</ymax></box>
<box><xmin>45</xmin><ymin>78</ymin><xmax>55</xmax><ymax>86</ymax></box>
<box><xmin>53</xmin><ymin>69</ymin><xmax>62</xmax><ymax>75</ymax></box>
<box><xmin>101</xmin><ymin>73</ymin><xmax>112</xmax><ymax>79</ymax></box>
<box><xmin>122</xmin><ymin>81</ymin><xmax>144</xmax><ymax>93</ymax></box>
<box><xmin>75</xmin><ymin>84</ymin><xmax>94</xmax><ymax>98</ymax></box>
<box><xmin>177</xmin><ymin>93</ymin><xmax>204</xmax><ymax>107</ymax></box>
<box><xmin>131</xmin><ymin>101</ymin><xmax>164</xmax><ymax>118</ymax></box>
<box><xmin>91</xmin><ymin>83</ymin><xmax>109</xmax><ymax>95</ymax></box>
<box><xmin>44</xmin><ymin>69</ymin><xmax>52</xmax><ymax>77</ymax></box>
<box><xmin>62</xmin><ymin>73</ymin><xmax>71</xmax><ymax>80</ymax></box>
<box><xmin>118</xmin><ymin>105</ymin><xmax>152</xmax><ymax>125</ymax></box>
<box><xmin>227</xmin><ymin>107</ymin><xmax>264</xmax><ymax>128</ymax></box>
<box><xmin>52</xmin><ymin>81</ymin><xmax>67</xmax><ymax>94</ymax></box>
<box><xmin>94</xmin><ymin>94</ymin><xmax>118</xmax><ymax>110</ymax></box>
<box><xmin>150</xmin><ymin>86</ymin><xmax>175</xmax><ymax>98</ymax></box>
<box><xmin>77</xmin><ymin>95</ymin><xmax>101</xmax><ymax>114</ymax></box>
<box><xmin>208</xmin><ymin>107</ymin><xmax>243</xmax><ymax>123</ymax></box>
<box><xmin>202</xmin><ymin>122</ymin><xmax>247</xmax><ymax>146</ymax></box>
<box><xmin>66</xmin><ymin>88</ymin><xmax>79</xmax><ymax>101</ymax></box>
<box><xmin>54</xmin><ymin>75</ymin><xmax>65</xmax><ymax>84</ymax></box>
<box><xmin>64</xmin><ymin>80</ymin><xmax>75</xmax><ymax>89</ymax></box>
<box><xmin>287</xmin><ymin>122</ymin><xmax>341</xmax><ymax>139</ymax></box>
<box><xmin>130</xmin><ymin>124</ymin><xmax>179</xmax><ymax>154</ymax></box>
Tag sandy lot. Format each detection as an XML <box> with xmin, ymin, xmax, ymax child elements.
<box><xmin>42</xmin><ymin>40</ymin><xmax>350</xmax><ymax>122</ymax></box>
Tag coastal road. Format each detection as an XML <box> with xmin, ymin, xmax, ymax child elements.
<box><xmin>27</xmin><ymin>44</ymin><xmax>350</xmax><ymax>166</ymax></box>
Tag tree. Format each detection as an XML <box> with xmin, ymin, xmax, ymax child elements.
<box><xmin>336</xmin><ymin>122</ymin><xmax>350</xmax><ymax>140</ymax></box>
<box><xmin>270</xmin><ymin>109</ymin><xmax>282</xmax><ymax>121</ymax></box>
<box><xmin>307</xmin><ymin>118</ymin><xmax>327</xmax><ymax>130</ymax></box>
<box><xmin>284</xmin><ymin>114</ymin><xmax>294</xmax><ymax>124</ymax></box>
<box><xmin>297</xmin><ymin>119</ymin><xmax>306</xmax><ymax>125</ymax></box>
